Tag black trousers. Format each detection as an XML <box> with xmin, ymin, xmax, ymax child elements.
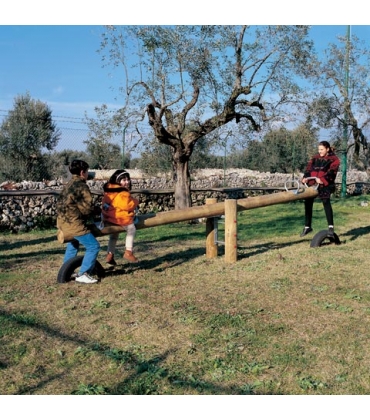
<box><xmin>304</xmin><ymin>197</ymin><xmax>334</xmax><ymax>227</ymax></box>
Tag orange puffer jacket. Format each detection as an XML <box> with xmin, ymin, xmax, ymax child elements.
<box><xmin>101</xmin><ymin>183</ymin><xmax>139</xmax><ymax>226</ymax></box>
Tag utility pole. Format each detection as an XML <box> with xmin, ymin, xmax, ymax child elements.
<box><xmin>122</xmin><ymin>126</ymin><xmax>126</xmax><ymax>169</ymax></box>
<box><xmin>341</xmin><ymin>25</ymin><xmax>351</xmax><ymax>198</ymax></box>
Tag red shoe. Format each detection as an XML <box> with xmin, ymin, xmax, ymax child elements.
<box><xmin>106</xmin><ymin>252</ymin><xmax>117</xmax><ymax>266</ymax></box>
<box><xmin>123</xmin><ymin>250</ymin><xmax>138</xmax><ymax>263</ymax></box>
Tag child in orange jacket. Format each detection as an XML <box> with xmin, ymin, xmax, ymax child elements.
<box><xmin>101</xmin><ymin>170</ymin><xmax>139</xmax><ymax>264</ymax></box>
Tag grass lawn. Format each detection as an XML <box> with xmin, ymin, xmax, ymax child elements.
<box><xmin>1</xmin><ymin>195</ymin><xmax>370</xmax><ymax>400</ymax></box>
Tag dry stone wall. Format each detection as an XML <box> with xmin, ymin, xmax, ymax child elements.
<box><xmin>0</xmin><ymin>169</ymin><xmax>369</xmax><ymax>232</ymax></box>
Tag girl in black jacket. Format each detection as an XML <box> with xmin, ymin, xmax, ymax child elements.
<box><xmin>300</xmin><ymin>141</ymin><xmax>340</xmax><ymax>238</ymax></box>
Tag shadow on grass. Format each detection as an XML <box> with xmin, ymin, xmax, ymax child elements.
<box><xmin>341</xmin><ymin>225</ymin><xmax>370</xmax><ymax>241</ymax></box>
<box><xmin>237</xmin><ymin>239</ymin><xmax>308</xmax><ymax>260</ymax></box>
<box><xmin>0</xmin><ymin>248</ymin><xmax>65</xmax><ymax>265</ymax></box>
<box><xmin>100</xmin><ymin>246</ymin><xmax>206</xmax><ymax>279</ymax></box>
<box><xmin>0</xmin><ymin>233</ymin><xmax>57</xmax><ymax>252</ymax></box>
<box><xmin>0</xmin><ymin>307</ymin><xmax>281</xmax><ymax>395</ymax></box>
<box><xmin>138</xmin><ymin>229</ymin><xmax>205</xmax><ymax>244</ymax></box>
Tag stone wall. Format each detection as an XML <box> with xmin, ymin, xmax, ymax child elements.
<box><xmin>1</xmin><ymin>169</ymin><xmax>369</xmax><ymax>232</ymax></box>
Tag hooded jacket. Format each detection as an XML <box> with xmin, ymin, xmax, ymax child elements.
<box><xmin>56</xmin><ymin>175</ymin><xmax>94</xmax><ymax>238</ymax></box>
<box><xmin>101</xmin><ymin>183</ymin><xmax>139</xmax><ymax>226</ymax></box>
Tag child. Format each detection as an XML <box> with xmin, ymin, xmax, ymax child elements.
<box><xmin>101</xmin><ymin>170</ymin><xmax>139</xmax><ymax>265</ymax></box>
<box><xmin>56</xmin><ymin>159</ymin><xmax>100</xmax><ymax>284</ymax></box>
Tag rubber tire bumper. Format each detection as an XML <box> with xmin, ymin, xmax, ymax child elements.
<box><xmin>310</xmin><ymin>230</ymin><xmax>341</xmax><ymax>248</ymax></box>
<box><xmin>57</xmin><ymin>255</ymin><xmax>105</xmax><ymax>284</ymax></box>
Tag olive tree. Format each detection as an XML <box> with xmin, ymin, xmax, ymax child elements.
<box><xmin>0</xmin><ymin>93</ymin><xmax>60</xmax><ymax>181</ymax></box>
<box><xmin>99</xmin><ymin>25</ymin><xmax>314</xmax><ymax>209</ymax></box>
<box><xmin>305</xmin><ymin>30</ymin><xmax>370</xmax><ymax>169</ymax></box>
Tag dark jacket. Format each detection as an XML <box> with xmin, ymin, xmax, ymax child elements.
<box><xmin>304</xmin><ymin>152</ymin><xmax>340</xmax><ymax>188</ymax></box>
<box><xmin>56</xmin><ymin>175</ymin><xmax>95</xmax><ymax>238</ymax></box>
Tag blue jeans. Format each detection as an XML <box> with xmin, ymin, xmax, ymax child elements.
<box><xmin>63</xmin><ymin>232</ymin><xmax>100</xmax><ymax>276</ymax></box>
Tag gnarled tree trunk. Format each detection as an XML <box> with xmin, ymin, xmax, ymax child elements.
<box><xmin>173</xmin><ymin>158</ymin><xmax>191</xmax><ymax>210</ymax></box>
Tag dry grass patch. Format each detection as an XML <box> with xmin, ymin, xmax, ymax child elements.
<box><xmin>1</xmin><ymin>196</ymin><xmax>370</xmax><ymax>394</ymax></box>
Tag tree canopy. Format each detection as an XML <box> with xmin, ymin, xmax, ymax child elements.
<box><xmin>98</xmin><ymin>25</ymin><xmax>315</xmax><ymax>208</ymax></box>
<box><xmin>0</xmin><ymin>93</ymin><xmax>60</xmax><ymax>181</ymax></box>
<box><xmin>304</xmin><ymin>30</ymin><xmax>370</xmax><ymax>169</ymax></box>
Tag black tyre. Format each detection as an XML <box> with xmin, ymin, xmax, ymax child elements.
<box><xmin>57</xmin><ymin>256</ymin><xmax>105</xmax><ymax>284</ymax></box>
<box><xmin>310</xmin><ymin>230</ymin><xmax>341</xmax><ymax>248</ymax></box>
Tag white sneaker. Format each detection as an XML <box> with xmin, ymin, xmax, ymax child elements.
<box><xmin>75</xmin><ymin>273</ymin><xmax>98</xmax><ymax>284</ymax></box>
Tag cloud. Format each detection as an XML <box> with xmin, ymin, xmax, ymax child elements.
<box><xmin>52</xmin><ymin>86</ymin><xmax>64</xmax><ymax>95</ymax></box>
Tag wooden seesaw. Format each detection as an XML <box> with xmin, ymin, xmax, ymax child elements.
<box><xmin>56</xmin><ymin>183</ymin><xmax>339</xmax><ymax>283</ymax></box>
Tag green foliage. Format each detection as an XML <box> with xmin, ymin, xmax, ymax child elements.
<box><xmin>306</xmin><ymin>33</ymin><xmax>370</xmax><ymax>166</ymax></box>
<box><xmin>71</xmin><ymin>383</ymin><xmax>109</xmax><ymax>395</ymax></box>
<box><xmin>0</xmin><ymin>92</ymin><xmax>61</xmax><ymax>182</ymax></box>
<box><xmin>84</xmin><ymin>104</ymin><xmax>137</xmax><ymax>170</ymax></box>
<box><xmin>297</xmin><ymin>375</ymin><xmax>328</xmax><ymax>390</ymax></box>
<box><xmin>138</xmin><ymin>137</ymin><xmax>172</xmax><ymax>175</ymax></box>
<box><xmin>43</xmin><ymin>149</ymin><xmax>91</xmax><ymax>180</ymax></box>
<box><xmin>241</xmin><ymin>125</ymin><xmax>318</xmax><ymax>173</ymax></box>
<box><xmin>85</xmin><ymin>140</ymin><xmax>122</xmax><ymax>170</ymax></box>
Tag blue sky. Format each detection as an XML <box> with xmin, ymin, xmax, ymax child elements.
<box><xmin>1</xmin><ymin>3</ymin><xmax>369</xmax><ymax>152</ymax></box>
<box><xmin>1</xmin><ymin>24</ymin><xmax>369</xmax><ymax>120</ymax></box>
<box><xmin>0</xmin><ymin>25</ymin><xmax>116</xmax><ymax>118</ymax></box>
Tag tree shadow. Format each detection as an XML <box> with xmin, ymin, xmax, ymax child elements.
<box><xmin>237</xmin><ymin>239</ymin><xmax>306</xmax><ymax>260</ymax></box>
<box><xmin>0</xmin><ymin>307</ymin><xmax>282</xmax><ymax>395</ymax></box>
<box><xmin>101</xmin><ymin>246</ymin><xmax>207</xmax><ymax>279</ymax></box>
<box><xmin>0</xmin><ymin>233</ymin><xmax>57</xmax><ymax>252</ymax></box>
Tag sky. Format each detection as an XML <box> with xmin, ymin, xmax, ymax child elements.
<box><xmin>1</xmin><ymin>1</ymin><xmax>370</xmax><ymax>152</ymax></box>
<box><xmin>1</xmin><ymin>24</ymin><xmax>369</xmax><ymax>118</ymax></box>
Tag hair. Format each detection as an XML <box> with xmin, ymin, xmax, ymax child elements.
<box><xmin>108</xmin><ymin>169</ymin><xmax>131</xmax><ymax>189</ymax></box>
<box><xmin>69</xmin><ymin>159</ymin><xmax>89</xmax><ymax>175</ymax></box>
<box><xmin>319</xmin><ymin>141</ymin><xmax>334</xmax><ymax>153</ymax></box>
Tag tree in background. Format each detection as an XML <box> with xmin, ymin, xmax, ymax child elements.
<box><xmin>45</xmin><ymin>149</ymin><xmax>91</xmax><ymax>180</ymax></box>
<box><xmin>0</xmin><ymin>93</ymin><xmax>60</xmax><ymax>182</ymax></box>
<box><xmin>85</xmin><ymin>101</ymin><xmax>144</xmax><ymax>170</ymax></box>
<box><xmin>138</xmin><ymin>137</ymin><xmax>172</xmax><ymax>175</ymax></box>
<box><xmin>99</xmin><ymin>25</ymin><xmax>314</xmax><ymax>209</ymax></box>
<box><xmin>241</xmin><ymin>125</ymin><xmax>318</xmax><ymax>173</ymax></box>
<box><xmin>305</xmin><ymin>31</ymin><xmax>370</xmax><ymax>169</ymax></box>
<box><xmin>84</xmin><ymin>104</ymin><xmax>131</xmax><ymax>169</ymax></box>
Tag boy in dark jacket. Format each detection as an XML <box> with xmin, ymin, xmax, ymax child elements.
<box><xmin>57</xmin><ymin>159</ymin><xmax>100</xmax><ymax>283</ymax></box>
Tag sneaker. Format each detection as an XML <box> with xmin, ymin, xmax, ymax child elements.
<box><xmin>106</xmin><ymin>252</ymin><xmax>117</xmax><ymax>266</ymax></box>
<box><xmin>123</xmin><ymin>250</ymin><xmax>139</xmax><ymax>263</ymax></box>
<box><xmin>300</xmin><ymin>227</ymin><xmax>313</xmax><ymax>237</ymax></box>
<box><xmin>327</xmin><ymin>227</ymin><xmax>335</xmax><ymax>238</ymax></box>
<box><xmin>75</xmin><ymin>273</ymin><xmax>98</xmax><ymax>284</ymax></box>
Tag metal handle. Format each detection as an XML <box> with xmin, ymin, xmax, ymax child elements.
<box><xmin>285</xmin><ymin>177</ymin><xmax>319</xmax><ymax>194</ymax></box>
<box><xmin>303</xmin><ymin>176</ymin><xmax>319</xmax><ymax>190</ymax></box>
<box><xmin>284</xmin><ymin>179</ymin><xmax>302</xmax><ymax>194</ymax></box>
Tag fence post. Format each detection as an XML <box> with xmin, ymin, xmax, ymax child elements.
<box><xmin>225</xmin><ymin>199</ymin><xmax>237</xmax><ymax>263</ymax></box>
<box><xmin>205</xmin><ymin>198</ymin><xmax>218</xmax><ymax>259</ymax></box>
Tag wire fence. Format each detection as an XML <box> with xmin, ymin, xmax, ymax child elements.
<box><xmin>0</xmin><ymin>110</ymin><xmax>125</xmax><ymax>182</ymax></box>
<box><xmin>0</xmin><ymin>109</ymin><xmax>365</xmax><ymax>184</ymax></box>
<box><xmin>0</xmin><ymin>110</ymin><xmax>123</xmax><ymax>152</ymax></box>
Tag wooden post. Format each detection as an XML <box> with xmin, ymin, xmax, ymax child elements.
<box><xmin>224</xmin><ymin>199</ymin><xmax>237</xmax><ymax>263</ymax></box>
<box><xmin>205</xmin><ymin>198</ymin><xmax>218</xmax><ymax>259</ymax></box>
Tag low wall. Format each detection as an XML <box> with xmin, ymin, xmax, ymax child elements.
<box><xmin>0</xmin><ymin>169</ymin><xmax>369</xmax><ymax>232</ymax></box>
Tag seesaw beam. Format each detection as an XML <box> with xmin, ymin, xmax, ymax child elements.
<box><xmin>58</xmin><ymin>187</ymin><xmax>318</xmax><ymax>244</ymax></box>
<box><xmin>133</xmin><ymin>187</ymin><xmax>318</xmax><ymax>229</ymax></box>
